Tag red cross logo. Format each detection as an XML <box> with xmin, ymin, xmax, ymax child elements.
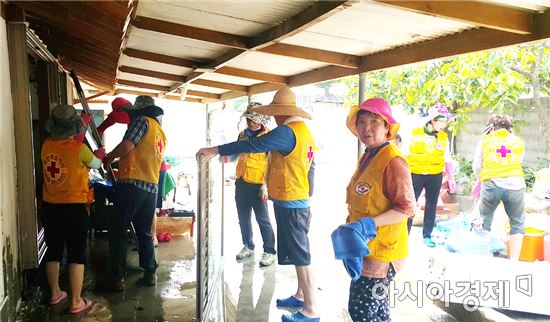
<box><xmin>496</xmin><ymin>145</ymin><xmax>512</xmax><ymax>158</ymax></box>
<box><xmin>46</xmin><ymin>161</ymin><xmax>60</xmax><ymax>178</ymax></box>
<box><xmin>307</xmin><ymin>146</ymin><xmax>314</xmax><ymax>162</ymax></box>
<box><xmin>157</xmin><ymin>140</ymin><xmax>163</xmax><ymax>153</ymax></box>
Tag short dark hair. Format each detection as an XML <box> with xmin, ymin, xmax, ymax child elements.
<box><xmin>487</xmin><ymin>114</ymin><xmax>513</xmax><ymax>131</ymax></box>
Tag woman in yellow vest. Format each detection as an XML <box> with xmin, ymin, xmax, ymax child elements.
<box><xmin>198</xmin><ymin>87</ymin><xmax>319</xmax><ymax>322</ymax></box>
<box><xmin>344</xmin><ymin>98</ymin><xmax>416</xmax><ymax>322</ymax></box>
<box><xmin>473</xmin><ymin>114</ymin><xmax>525</xmax><ymax>260</ymax></box>
<box><xmin>406</xmin><ymin>103</ymin><xmax>456</xmax><ymax>247</ymax></box>
<box><xmin>233</xmin><ymin>103</ymin><xmax>276</xmax><ymax>267</ymax></box>
<box><xmin>41</xmin><ymin>104</ymin><xmax>104</xmax><ymax>314</ymax></box>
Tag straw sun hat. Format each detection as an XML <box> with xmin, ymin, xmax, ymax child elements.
<box><xmin>252</xmin><ymin>87</ymin><xmax>312</xmax><ymax>120</ymax></box>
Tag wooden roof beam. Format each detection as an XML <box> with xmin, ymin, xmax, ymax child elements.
<box><xmin>119</xmin><ymin>66</ymin><xmax>186</xmax><ymax>82</ymax></box>
<box><xmin>133</xmin><ymin>15</ymin><xmax>249</xmax><ymax>49</ymax></box>
<box><xmin>115</xmin><ymin>88</ymin><xmax>203</xmax><ymax>104</ymax></box>
<box><xmin>216</xmin><ymin>67</ymin><xmax>288</xmax><ymax>85</ymax></box>
<box><xmin>192</xmin><ymin>79</ymin><xmax>248</xmax><ymax>93</ymax></box>
<box><xmin>117</xmin><ymin>79</ymin><xmax>169</xmax><ymax>92</ymax></box>
<box><xmin>186</xmin><ymin>90</ymin><xmax>221</xmax><ymax>100</ymax></box>
<box><xmin>258</xmin><ymin>43</ymin><xmax>360</xmax><ymax>68</ymax></box>
<box><xmin>375</xmin><ymin>1</ymin><xmax>534</xmax><ymax>35</ymax></box>
<box><xmin>117</xmin><ymin>79</ymin><xmax>221</xmax><ymax>99</ymax></box>
<box><xmin>122</xmin><ymin>48</ymin><xmax>198</xmax><ymax>69</ymax></box>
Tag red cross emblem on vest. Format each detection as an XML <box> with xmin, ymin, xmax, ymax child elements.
<box><xmin>46</xmin><ymin>161</ymin><xmax>60</xmax><ymax>178</ymax></box>
<box><xmin>496</xmin><ymin>145</ymin><xmax>512</xmax><ymax>158</ymax></box>
<box><xmin>157</xmin><ymin>139</ymin><xmax>164</xmax><ymax>153</ymax></box>
<box><xmin>307</xmin><ymin>146</ymin><xmax>314</xmax><ymax>163</ymax></box>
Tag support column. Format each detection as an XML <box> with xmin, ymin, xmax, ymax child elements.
<box><xmin>357</xmin><ymin>73</ymin><xmax>367</xmax><ymax>159</ymax></box>
<box><xmin>7</xmin><ymin>6</ymin><xmax>39</xmax><ymax>269</ymax></box>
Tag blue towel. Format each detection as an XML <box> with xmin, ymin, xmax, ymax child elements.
<box><xmin>331</xmin><ymin>217</ymin><xmax>377</xmax><ymax>281</ymax></box>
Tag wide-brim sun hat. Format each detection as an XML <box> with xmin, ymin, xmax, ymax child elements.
<box><xmin>45</xmin><ymin>104</ymin><xmax>86</xmax><ymax>139</ymax></box>
<box><xmin>346</xmin><ymin>98</ymin><xmax>400</xmax><ymax>140</ymax></box>
<box><xmin>252</xmin><ymin>86</ymin><xmax>312</xmax><ymax>120</ymax></box>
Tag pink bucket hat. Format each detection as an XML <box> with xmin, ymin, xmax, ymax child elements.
<box><xmin>346</xmin><ymin>98</ymin><xmax>400</xmax><ymax>140</ymax></box>
<box><xmin>426</xmin><ymin>103</ymin><xmax>455</xmax><ymax>122</ymax></box>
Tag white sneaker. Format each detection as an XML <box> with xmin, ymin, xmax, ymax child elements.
<box><xmin>259</xmin><ymin>252</ymin><xmax>275</xmax><ymax>267</ymax></box>
<box><xmin>236</xmin><ymin>247</ymin><xmax>254</xmax><ymax>260</ymax></box>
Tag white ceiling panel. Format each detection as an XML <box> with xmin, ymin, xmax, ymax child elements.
<box><xmin>119</xmin><ymin>55</ymin><xmax>193</xmax><ymax>76</ymax></box>
<box><xmin>126</xmin><ymin>28</ymin><xmax>225</xmax><ymax>61</ymax></box>
<box><xmin>227</xmin><ymin>52</ymin><xmax>327</xmax><ymax>77</ymax></box>
<box><xmin>117</xmin><ymin>73</ymin><xmax>174</xmax><ymax>88</ymax></box>
<box><xmin>200</xmin><ymin>72</ymin><xmax>264</xmax><ymax>87</ymax></box>
<box><xmin>137</xmin><ymin>0</ymin><xmax>316</xmax><ymax>36</ymax></box>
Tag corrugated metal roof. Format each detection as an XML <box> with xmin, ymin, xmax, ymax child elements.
<box><xmin>19</xmin><ymin>0</ymin><xmax>550</xmax><ymax>103</ymax></box>
<box><xmin>136</xmin><ymin>0</ymin><xmax>316</xmax><ymax>36</ymax></box>
<box><xmin>283</xmin><ymin>1</ymin><xmax>474</xmax><ymax>55</ymax></box>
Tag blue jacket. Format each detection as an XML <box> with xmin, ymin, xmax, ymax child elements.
<box><xmin>331</xmin><ymin>217</ymin><xmax>377</xmax><ymax>281</ymax></box>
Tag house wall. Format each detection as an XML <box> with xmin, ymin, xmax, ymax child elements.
<box><xmin>0</xmin><ymin>15</ymin><xmax>23</xmax><ymax>321</ymax></box>
<box><xmin>455</xmin><ymin>97</ymin><xmax>550</xmax><ymax>167</ymax></box>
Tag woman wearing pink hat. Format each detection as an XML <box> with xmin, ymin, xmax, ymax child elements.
<box><xmin>344</xmin><ymin>98</ymin><xmax>416</xmax><ymax>321</ymax></box>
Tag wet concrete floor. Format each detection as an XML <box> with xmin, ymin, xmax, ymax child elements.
<box><xmin>16</xmin><ymin>233</ymin><xmax>196</xmax><ymax>321</ymax></box>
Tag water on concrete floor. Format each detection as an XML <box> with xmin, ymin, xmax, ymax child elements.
<box><xmin>16</xmin><ymin>233</ymin><xmax>196</xmax><ymax>321</ymax></box>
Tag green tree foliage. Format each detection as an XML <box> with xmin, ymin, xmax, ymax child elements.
<box><xmin>341</xmin><ymin>41</ymin><xmax>550</xmax><ymax>135</ymax></box>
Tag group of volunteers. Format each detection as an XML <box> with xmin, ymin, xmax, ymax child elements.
<box><xmin>41</xmin><ymin>83</ymin><xmax>525</xmax><ymax>321</ymax></box>
<box><xmin>198</xmin><ymin>86</ymin><xmax>526</xmax><ymax>322</ymax></box>
<box><xmin>40</xmin><ymin>95</ymin><xmax>166</xmax><ymax>314</ymax></box>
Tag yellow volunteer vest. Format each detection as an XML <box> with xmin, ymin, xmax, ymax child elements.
<box><xmin>480</xmin><ymin>129</ymin><xmax>524</xmax><ymax>182</ymax></box>
<box><xmin>119</xmin><ymin>117</ymin><xmax>167</xmax><ymax>184</ymax></box>
<box><xmin>42</xmin><ymin>138</ymin><xmax>89</xmax><ymax>204</ymax></box>
<box><xmin>267</xmin><ymin>121</ymin><xmax>315</xmax><ymax>201</ymax></box>
<box><xmin>236</xmin><ymin>130</ymin><xmax>269</xmax><ymax>184</ymax></box>
<box><xmin>346</xmin><ymin>143</ymin><xmax>409</xmax><ymax>262</ymax></box>
<box><xmin>407</xmin><ymin>127</ymin><xmax>447</xmax><ymax>175</ymax></box>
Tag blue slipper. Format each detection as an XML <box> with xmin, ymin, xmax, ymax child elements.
<box><xmin>282</xmin><ymin>311</ymin><xmax>320</xmax><ymax>322</ymax></box>
<box><xmin>423</xmin><ymin>237</ymin><xmax>436</xmax><ymax>248</ymax></box>
<box><xmin>276</xmin><ymin>296</ymin><xmax>304</xmax><ymax>308</ymax></box>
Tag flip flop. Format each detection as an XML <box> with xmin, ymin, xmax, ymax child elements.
<box><xmin>69</xmin><ymin>298</ymin><xmax>93</xmax><ymax>314</ymax></box>
<box><xmin>48</xmin><ymin>291</ymin><xmax>68</xmax><ymax>305</ymax></box>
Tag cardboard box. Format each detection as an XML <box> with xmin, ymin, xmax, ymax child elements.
<box><xmin>157</xmin><ymin>216</ymin><xmax>194</xmax><ymax>236</ymax></box>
